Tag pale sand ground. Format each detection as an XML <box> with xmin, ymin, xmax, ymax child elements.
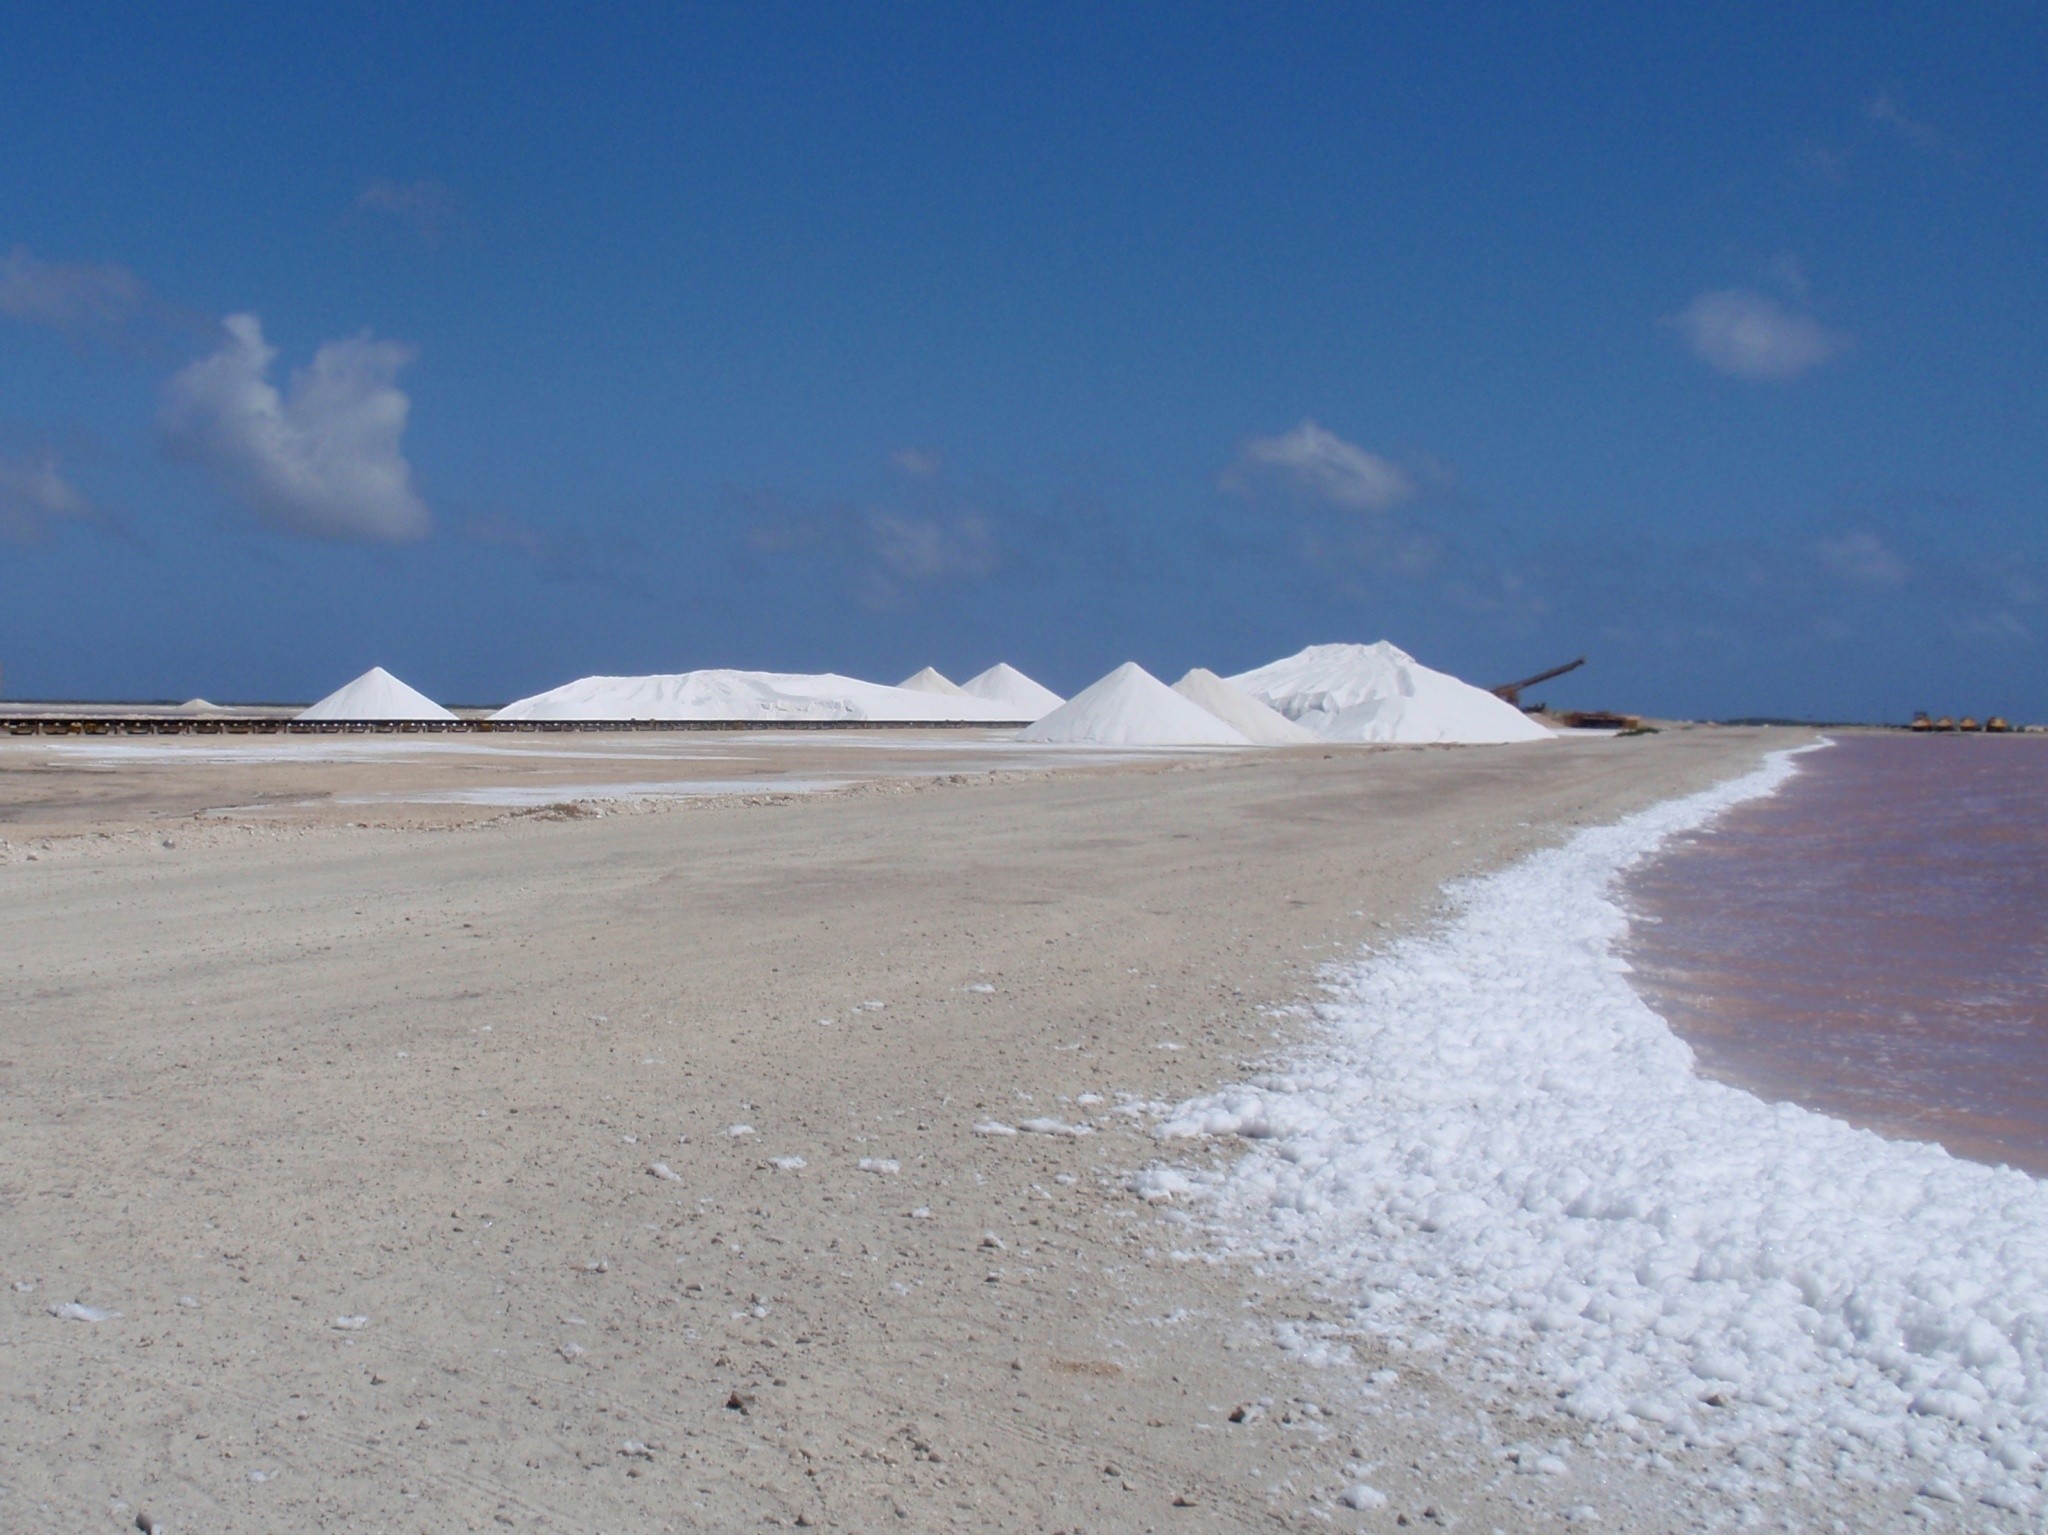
<box><xmin>0</xmin><ymin>729</ymin><xmax>1157</xmax><ymax>838</ymax></box>
<box><xmin>2</xmin><ymin>726</ymin><xmax>1881</xmax><ymax>1534</ymax></box>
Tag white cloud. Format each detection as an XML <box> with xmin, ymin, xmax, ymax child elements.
<box><xmin>0</xmin><ymin>246</ymin><xmax>146</xmax><ymax>334</ymax></box>
<box><xmin>1816</xmin><ymin>530</ymin><xmax>1909</xmax><ymax>588</ymax></box>
<box><xmin>0</xmin><ymin>452</ymin><xmax>92</xmax><ymax>543</ymax></box>
<box><xmin>1672</xmin><ymin>289</ymin><xmax>1849</xmax><ymax>381</ymax></box>
<box><xmin>1227</xmin><ymin>420</ymin><xmax>1414</xmax><ymax>511</ymax></box>
<box><xmin>159</xmin><ymin>314</ymin><xmax>430</xmax><ymax>542</ymax></box>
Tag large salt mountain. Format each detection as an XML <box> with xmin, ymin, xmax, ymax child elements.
<box><xmin>1020</xmin><ymin>662</ymin><xmax>1251</xmax><ymax>746</ymax></box>
<box><xmin>297</xmin><ymin>666</ymin><xmax>457</xmax><ymax>722</ymax></box>
<box><xmin>1229</xmin><ymin>642</ymin><xmax>1552</xmax><ymax>744</ymax></box>
<box><xmin>491</xmin><ymin>670</ymin><xmax>1027</xmax><ymax>723</ymax></box>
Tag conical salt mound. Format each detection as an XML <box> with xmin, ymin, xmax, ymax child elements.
<box><xmin>898</xmin><ymin>666</ymin><xmax>967</xmax><ymax>696</ymax></box>
<box><xmin>1228</xmin><ymin>642</ymin><xmax>1551</xmax><ymax>744</ymax></box>
<box><xmin>1172</xmin><ymin>668</ymin><xmax>1320</xmax><ymax>744</ymax></box>
<box><xmin>1019</xmin><ymin>662</ymin><xmax>1251</xmax><ymax>746</ymax></box>
<box><xmin>959</xmin><ymin>663</ymin><xmax>1064</xmax><ymax>719</ymax></box>
<box><xmin>297</xmin><ymin>666</ymin><xmax>457</xmax><ymax>722</ymax></box>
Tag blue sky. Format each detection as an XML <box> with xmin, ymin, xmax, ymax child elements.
<box><xmin>1</xmin><ymin>4</ymin><xmax>2041</xmax><ymax>720</ymax></box>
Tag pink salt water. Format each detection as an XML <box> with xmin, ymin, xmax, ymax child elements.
<box><xmin>1621</xmin><ymin>733</ymin><xmax>2048</xmax><ymax>1174</ymax></box>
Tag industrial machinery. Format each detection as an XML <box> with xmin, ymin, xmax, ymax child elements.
<box><xmin>1489</xmin><ymin>656</ymin><xmax>1586</xmax><ymax>710</ymax></box>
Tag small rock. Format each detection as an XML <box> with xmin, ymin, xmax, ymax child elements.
<box><xmin>726</xmin><ymin>1390</ymin><xmax>752</xmax><ymax>1413</ymax></box>
<box><xmin>49</xmin><ymin>1301</ymin><xmax>120</xmax><ymax>1322</ymax></box>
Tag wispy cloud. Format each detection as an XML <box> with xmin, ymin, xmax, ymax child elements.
<box><xmin>1867</xmin><ymin>94</ymin><xmax>1949</xmax><ymax>154</ymax></box>
<box><xmin>738</xmin><ymin>478</ymin><xmax>1008</xmax><ymax>612</ymax></box>
<box><xmin>353</xmin><ymin>178</ymin><xmax>463</xmax><ymax>247</ymax></box>
<box><xmin>1671</xmin><ymin>289</ymin><xmax>1850</xmax><ymax>381</ymax></box>
<box><xmin>890</xmin><ymin>447</ymin><xmax>941</xmax><ymax>479</ymax></box>
<box><xmin>159</xmin><ymin>314</ymin><xmax>430</xmax><ymax>542</ymax></box>
<box><xmin>0</xmin><ymin>451</ymin><xmax>93</xmax><ymax>543</ymax></box>
<box><xmin>0</xmin><ymin>246</ymin><xmax>215</xmax><ymax>362</ymax></box>
<box><xmin>863</xmin><ymin>510</ymin><xmax>996</xmax><ymax>596</ymax></box>
<box><xmin>0</xmin><ymin>245</ymin><xmax>150</xmax><ymax>340</ymax></box>
<box><xmin>461</xmin><ymin>510</ymin><xmax>646</xmax><ymax>591</ymax></box>
<box><xmin>1816</xmin><ymin>530</ymin><xmax>1909</xmax><ymax>589</ymax></box>
<box><xmin>1223</xmin><ymin>420</ymin><xmax>1414</xmax><ymax>511</ymax></box>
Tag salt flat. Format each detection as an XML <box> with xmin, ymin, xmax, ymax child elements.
<box><xmin>1</xmin><ymin>726</ymin><xmax>1901</xmax><ymax>1534</ymax></box>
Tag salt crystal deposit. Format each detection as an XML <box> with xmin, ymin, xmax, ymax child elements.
<box><xmin>958</xmin><ymin>663</ymin><xmax>1064</xmax><ymax>719</ymax></box>
<box><xmin>1229</xmin><ymin>642</ymin><xmax>1551</xmax><ymax>744</ymax></box>
<box><xmin>297</xmin><ymin>667</ymin><xmax>457</xmax><ymax>722</ymax></box>
<box><xmin>1145</xmin><ymin>746</ymin><xmax>2048</xmax><ymax>1514</ymax></box>
<box><xmin>897</xmin><ymin>666</ymin><xmax>967</xmax><ymax>695</ymax></box>
<box><xmin>492</xmin><ymin>670</ymin><xmax>1028</xmax><ymax>723</ymax></box>
<box><xmin>1172</xmin><ymin>668</ymin><xmax>1321</xmax><ymax>745</ymax></box>
<box><xmin>1019</xmin><ymin>662</ymin><xmax>1251</xmax><ymax>746</ymax></box>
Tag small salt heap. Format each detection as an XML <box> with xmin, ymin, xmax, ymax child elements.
<box><xmin>297</xmin><ymin>667</ymin><xmax>457</xmax><ymax>722</ymax></box>
<box><xmin>958</xmin><ymin>663</ymin><xmax>1064</xmax><ymax>720</ymax></box>
<box><xmin>1019</xmin><ymin>663</ymin><xmax>1251</xmax><ymax>746</ymax></box>
<box><xmin>898</xmin><ymin>666</ymin><xmax>966</xmax><ymax>696</ymax></box>
<box><xmin>1172</xmin><ymin>669</ymin><xmax>1320</xmax><ymax>744</ymax></box>
<box><xmin>1230</xmin><ymin>642</ymin><xmax>1551</xmax><ymax>744</ymax></box>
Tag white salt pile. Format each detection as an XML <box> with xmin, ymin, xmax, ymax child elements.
<box><xmin>1229</xmin><ymin>642</ymin><xmax>1550</xmax><ymax>744</ymax></box>
<box><xmin>958</xmin><ymin>663</ymin><xmax>1064</xmax><ymax>719</ymax></box>
<box><xmin>491</xmin><ymin>670</ymin><xmax>1027</xmax><ymax>723</ymax></box>
<box><xmin>1144</xmin><ymin>747</ymin><xmax>2048</xmax><ymax>1515</ymax></box>
<box><xmin>898</xmin><ymin>666</ymin><xmax>967</xmax><ymax>696</ymax></box>
<box><xmin>1019</xmin><ymin>662</ymin><xmax>1251</xmax><ymax>746</ymax></box>
<box><xmin>297</xmin><ymin>667</ymin><xmax>457</xmax><ymax>722</ymax></box>
<box><xmin>1172</xmin><ymin>668</ymin><xmax>1320</xmax><ymax>745</ymax></box>
<box><xmin>175</xmin><ymin>698</ymin><xmax>224</xmax><ymax>714</ymax></box>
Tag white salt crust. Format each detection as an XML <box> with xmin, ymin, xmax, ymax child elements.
<box><xmin>1143</xmin><ymin>744</ymin><xmax>2048</xmax><ymax>1517</ymax></box>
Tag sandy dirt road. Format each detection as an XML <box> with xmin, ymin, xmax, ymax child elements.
<box><xmin>1</xmin><ymin>729</ymin><xmax>1798</xmax><ymax>1532</ymax></box>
